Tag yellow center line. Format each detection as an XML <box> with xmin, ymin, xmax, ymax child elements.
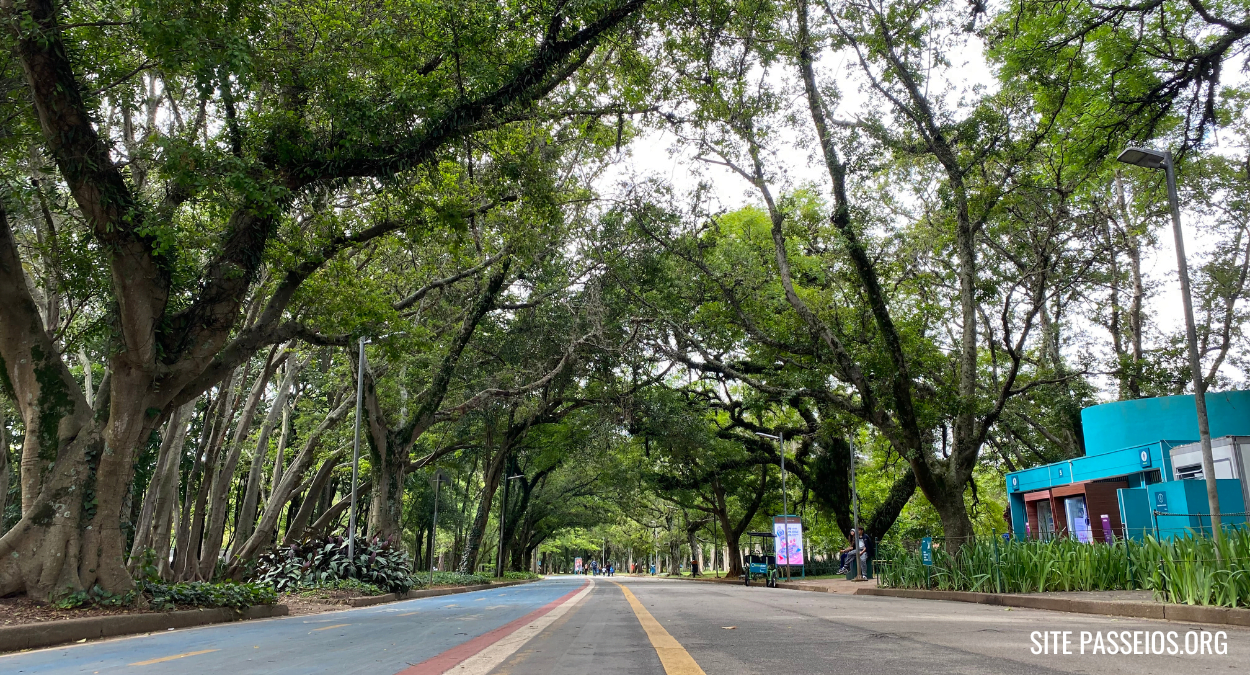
<box><xmin>129</xmin><ymin>649</ymin><xmax>219</xmax><ymax>666</ymax></box>
<box><xmin>611</xmin><ymin>582</ymin><xmax>706</xmax><ymax>675</ymax></box>
<box><xmin>311</xmin><ymin>623</ymin><xmax>351</xmax><ymax>632</ymax></box>
<box><xmin>397</xmin><ymin>611</ymin><xmax>420</xmax><ymax>617</ymax></box>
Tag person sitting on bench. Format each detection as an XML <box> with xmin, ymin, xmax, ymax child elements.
<box><xmin>837</xmin><ymin>529</ymin><xmax>857</xmax><ymax>574</ymax></box>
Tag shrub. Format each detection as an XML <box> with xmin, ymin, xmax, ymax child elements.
<box><xmin>52</xmin><ymin>585</ymin><xmax>137</xmax><ymax>609</ymax></box>
<box><xmin>295</xmin><ymin>578</ymin><xmax>387</xmax><ymax>597</ymax></box>
<box><xmin>145</xmin><ymin>581</ymin><xmax>277</xmax><ymax>610</ymax></box>
<box><xmin>503</xmin><ymin>571</ymin><xmax>542</xmax><ymax>580</ymax></box>
<box><xmin>427</xmin><ymin>571</ymin><xmax>492</xmax><ymax>587</ymax></box>
<box><xmin>52</xmin><ymin>581</ymin><xmax>275</xmax><ymax>610</ymax></box>
<box><xmin>252</xmin><ymin>534</ymin><xmax>415</xmax><ymax>593</ymax></box>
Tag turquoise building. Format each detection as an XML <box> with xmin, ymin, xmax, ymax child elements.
<box><xmin>1005</xmin><ymin>391</ymin><xmax>1250</xmax><ymax>541</ymax></box>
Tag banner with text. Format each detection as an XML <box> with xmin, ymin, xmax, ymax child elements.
<box><xmin>773</xmin><ymin>516</ymin><xmax>804</xmax><ymax>566</ymax></box>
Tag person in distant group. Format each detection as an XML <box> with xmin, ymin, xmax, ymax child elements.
<box><xmin>836</xmin><ymin>529</ymin><xmax>857</xmax><ymax>574</ymax></box>
<box><xmin>853</xmin><ymin>527</ymin><xmax>872</xmax><ymax>580</ymax></box>
<box><xmin>608</xmin><ymin>563</ymin><xmax>614</xmax><ymax>577</ymax></box>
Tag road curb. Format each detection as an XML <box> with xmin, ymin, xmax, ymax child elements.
<box><xmin>0</xmin><ymin>604</ymin><xmax>288</xmax><ymax>654</ymax></box>
<box><xmin>855</xmin><ymin>588</ymin><xmax>1250</xmax><ymax>627</ymax></box>
<box><xmin>345</xmin><ymin>578</ymin><xmax>538</xmax><ymax>607</ymax></box>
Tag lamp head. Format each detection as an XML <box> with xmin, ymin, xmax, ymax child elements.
<box><xmin>1117</xmin><ymin>147</ymin><xmax>1169</xmax><ymax>169</ymax></box>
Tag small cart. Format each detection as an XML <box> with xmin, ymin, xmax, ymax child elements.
<box><xmin>743</xmin><ymin>531</ymin><xmax>778</xmax><ymax>587</ymax></box>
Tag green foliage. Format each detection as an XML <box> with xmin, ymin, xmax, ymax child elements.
<box><xmin>427</xmin><ymin>571</ymin><xmax>492</xmax><ymax>587</ymax></box>
<box><xmin>252</xmin><ymin>535</ymin><xmax>415</xmax><ymax>594</ymax></box>
<box><xmin>879</xmin><ymin>530</ymin><xmax>1250</xmax><ymax>608</ymax></box>
<box><xmin>51</xmin><ymin>580</ymin><xmax>274</xmax><ymax>610</ymax></box>
<box><xmin>51</xmin><ymin>585</ymin><xmax>138</xmax><ymax>610</ymax></box>
<box><xmin>145</xmin><ymin>581</ymin><xmax>277</xmax><ymax>610</ymax></box>
<box><xmin>294</xmin><ymin>578</ymin><xmax>387</xmax><ymax>598</ymax></box>
<box><xmin>503</xmin><ymin>571</ymin><xmax>542</xmax><ymax>580</ymax></box>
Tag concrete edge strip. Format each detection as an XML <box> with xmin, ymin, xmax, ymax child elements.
<box><xmin>0</xmin><ymin>604</ymin><xmax>289</xmax><ymax>654</ymax></box>
<box><xmin>855</xmin><ymin>588</ymin><xmax>1250</xmax><ymax>628</ymax></box>
<box><xmin>396</xmin><ymin>579</ymin><xmax>592</xmax><ymax>675</ymax></box>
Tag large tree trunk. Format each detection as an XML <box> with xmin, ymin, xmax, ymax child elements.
<box><xmin>0</xmin><ymin>207</ymin><xmax>101</xmax><ymax>600</ymax></box>
<box><xmin>359</xmin><ymin>259</ymin><xmax>512</xmax><ymax>543</ymax></box>
<box><xmin>710</xmin><ymin>468</ymin><xmax>767</xmax><ymax>579</ymax></box>
<box><xmin>458</xmin><ymin>436</ymin><xmax>509</xmax><ymax>573</ymax></box>
<box><xmin>806</xmin><ymin>434</ymin><xmax>916</xmax><ymax>541</ymax></box>
<box><xmin>0</xmin><ymin>403</ymin><xmax>10</xmax><ymax>532</ymax></box>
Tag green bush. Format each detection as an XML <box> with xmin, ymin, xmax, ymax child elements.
<box><xmin>252</xmin><ymin>534</ymin><xmax>415</xmax><ymax>593</ymax></box>
<box><xmin>294</xmin><ymin>578</ymin><xmax>387</xmax><ymax>597</ymax></box>
<box><xmin>52</xmin><ymin>581</ymin><xmax>276</xmax><ymax>610</ymax></box>
<box><xmin>425</xmin><ymin>571</ymin><xmax>492</xmax><ymax>587</ymax></box>
<box><xmin>145</xmin><ymin>581</ymin><xmax>277</xmax><ymax>610</ymax></box>
<box><xmin>878</xmin><ymin>528</ymin><xmax>1250</xmax><ymax>608</ymax></box>
<box><xmin>503</xmin><ymin>571</ymin><xmax>542</xmax><ymax>580</ymax></box>
<box><xmin>52</xmin><ymin>585</ymin><xmax>138</xmax><ymax>609</ymax></box>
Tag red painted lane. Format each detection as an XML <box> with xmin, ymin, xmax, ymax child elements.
<box><xmin>394</xmin><ymin>579</ymin><xmax>589</xmax><ymax>675</ymax></box>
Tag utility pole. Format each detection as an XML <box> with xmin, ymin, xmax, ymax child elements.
<box><xmin>497</xmin><ymin>468</ymin><xmax>523</xmax><ymax>577</ymax></box>
<box><xmin>348</xmin><ymin>337</ymin><xmax>366</xmax><ymax>565</ymax></box>
<box><xmin>850</xmin><ymin>435</ymin><xmax>864</xmax><ymax>580</ymax></box>
<box><xmin>428</xmin><ymin>470</ymin><xmax>446</xmax><ymax>588</ymax></box>
<box><xmin>1117</xmin><ymin>147</ymin><xmax>1223</xmax><ymax>555</ymax></box>
<box><xmin>348</xmin><ymin>332</ymin><xmax>404</xmax><ymax>564</ymax></box>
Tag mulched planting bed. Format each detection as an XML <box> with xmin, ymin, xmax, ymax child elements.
<box><xmin>1</xmin><ymin>595</ymin><xmax>192</xmax><ymax>627</ymax></box>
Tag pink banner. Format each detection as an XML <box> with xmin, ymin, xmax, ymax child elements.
<box><xmin>773</xmin><ymin>517</ymin><xmax>804</xmax><ymax>565</ymax></box>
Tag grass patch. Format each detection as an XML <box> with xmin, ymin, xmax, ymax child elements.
<box><xmin>878</xmin><ymin>529</ymin><xmax>1250</xmax><ymax>608</ymax></box>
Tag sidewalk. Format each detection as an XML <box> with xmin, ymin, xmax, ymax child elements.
<box><xmin>777</xmin><ymin>576</ymin><xmax>877</xmax><ymax>594</ymax></box>
<box><xmin>673</xmin><ymin>574</ymin><xmax>1250</xmax><ymax>628</ymax></box>
<box><xmin>857</xmin><ymin>587</ymin><xmax>1250</xmax><ymax>628</ymax></box>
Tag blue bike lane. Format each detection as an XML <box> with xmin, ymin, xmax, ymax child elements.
<box><xmin>0</xmin><ymin>577</ymin><xmax>588</xmax><ymax>675</ymax></box>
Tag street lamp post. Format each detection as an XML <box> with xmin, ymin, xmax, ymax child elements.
<box><xmin>849</xmin><ymin>435</ymin><xmax>864</xmax><ymax>580</ymax></box>
<box><xmin>651</xmin><ymin>522</ymin><xmax>657</xmax><ymax>575</ymax></box>
<box><xmin>1117</xmin><ymin>147</ymin><xmax>1223</xmax><ymax>551</ymax></box>
<box><xmin>348</xmin><ymin>332</ymin><xmax>405</xmax><ymax>565</ymax></box>
<box><xmin>428</xmin><ymin>471</ymin><xmax>446</xmax><ymax>587</ymax></box>
<box><xmin>348</xmin><ymin>337</ymin><xmax>366</xmax><ymax>564</ymax></box>
<box><xmin>755</xmin><ymin>431</ymin><xmax>791</xmax><ymax>581</ymax></box>
<box><xmin>496</xmin><ymin>472</ymin><xmax>523</xmax><ymax>577</ymax></box>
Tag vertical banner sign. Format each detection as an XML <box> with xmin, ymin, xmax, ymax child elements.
<box><xmin>574</xmin><ymin>557</ymin><xmax>583</xmax><ymax>573</ymax></box>
<box><xmin>920</xmin><ymin>536</ymin><xmax>934</xmax><ymax>566</ymax></box>
<box><xmin>772</xmin><ymin>516</ymin><xmax>804</xmax><ymax>565</ymax></box>
<box><xmin>1100</xmin><ymin>514</ymin><xmax>1113</xmax><ymax>541</ymax></box>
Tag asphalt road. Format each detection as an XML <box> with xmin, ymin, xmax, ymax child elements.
<box><xmin>2</xmin><ymin>576</ymin><xmax>1245</xmax><ymax>674</ymax></box>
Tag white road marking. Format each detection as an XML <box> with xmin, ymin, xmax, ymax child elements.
<box><xmin>445</xmin><ymin>580</ymin><xmax>595</xmax><ymax>675</ymax></box>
